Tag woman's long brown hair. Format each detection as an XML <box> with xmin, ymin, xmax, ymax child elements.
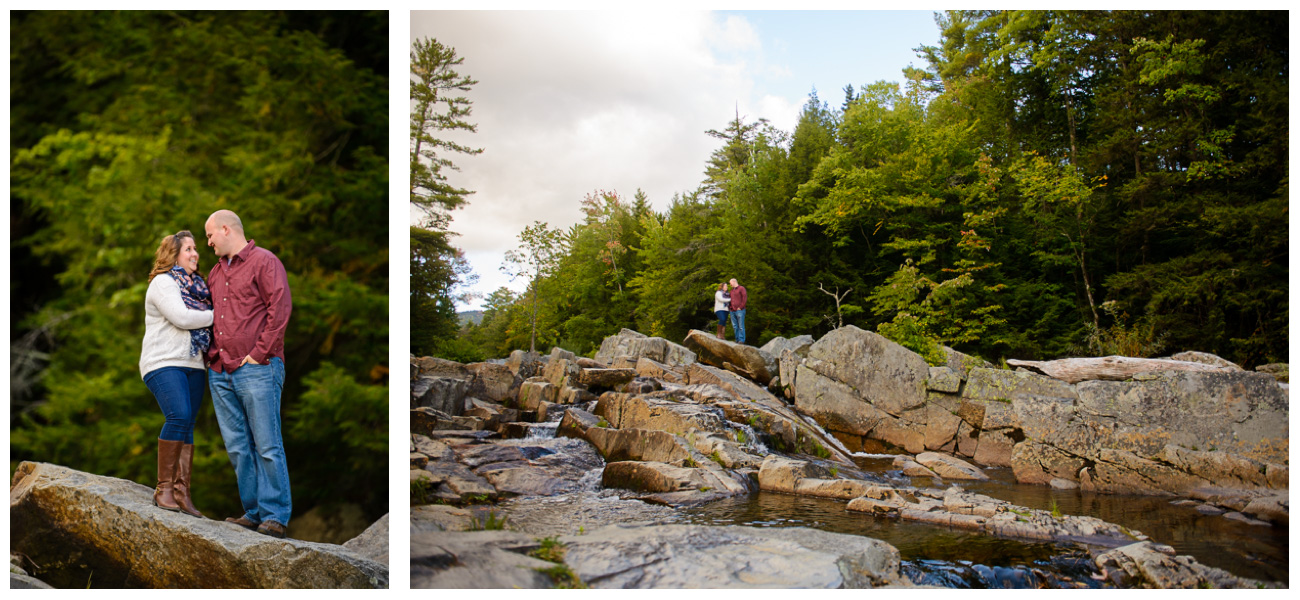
<box><xmin>147</xmin><ymin>231</ymin><xmax>195</xmax><ymax>282</ymax></box>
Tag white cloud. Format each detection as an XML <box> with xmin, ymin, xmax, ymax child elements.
<box><xmin>411</xmin><ymin>11</ymin><xmax>803</xmax><ymax>308</ymax></box>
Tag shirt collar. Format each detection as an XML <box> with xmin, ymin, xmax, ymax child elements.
<box><xmin>225</xmin><ymin>239</ymin><xmax>258</xmax><ymax>266</ymax></box>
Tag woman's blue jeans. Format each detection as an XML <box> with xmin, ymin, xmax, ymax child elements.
<box><xmin>209</xmin><ymin>357</ymin><xmax>292</xmax><ymax>526</ymax></box>
<box><xmin>144</xmin><ymin>366</ymin><xmax>206</xmax><ymax>444</ymax></box>
<box><xmin>716</xmin><ymin>310</ymin><xmax>729</xmax><ymax>328</ymax></box>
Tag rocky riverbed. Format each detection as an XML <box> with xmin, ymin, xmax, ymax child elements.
<box><xmin>411</xmin><ymin>327</ymin><xmax>1288</xmax><ymax>589</ymax></box>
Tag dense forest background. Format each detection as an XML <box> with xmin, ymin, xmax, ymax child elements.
<box><xmin>10</xmin><ymin>11</ymin><xmax>389</xmax><ymax>542</ymax></box>
<box><xmin>422</xmin><ymin>10</ymin><xmax>1287</xmax><ymax>369</ymax></box>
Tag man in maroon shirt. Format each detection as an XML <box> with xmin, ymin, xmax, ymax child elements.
<box><xmin>204</xmin><ymin>209</ymin><xmax>293</xmax><ymax>538</ymax></box>
<box><xmin>728</xmin><ymin>278</ymin><xmax>748</xmax><ymax>344</ymax></box>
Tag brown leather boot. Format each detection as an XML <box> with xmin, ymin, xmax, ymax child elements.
<box><xmin>174</xmin><ymin>444</ymin><xmax>206</xmax><ymax>518</ymax></box>
<box><xmin>716</xmin><ymin>325</ymin><xmax>725</xmax><ymax>339</ymax></box>
<box><xmin>153</xmin><ymin>439</ymin><xmax>182</xmax><ymax>512</ymax></box>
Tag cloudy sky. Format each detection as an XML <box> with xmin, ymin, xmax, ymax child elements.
<box><xmin>411</xmin><ymin>10</ymin><xmax>943</xmax><ymax>310</ymax></box>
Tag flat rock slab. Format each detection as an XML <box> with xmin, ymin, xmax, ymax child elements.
<box><xmin>10</xmin><ymin>462</ymin><xmax>387</xmax><ymax>589</ymax></box>
<box><xmin>1095</xmin><ymin>542</ymin><xmax>1278</xmax><ymax>588</ymax></box>
<box><xmin>410</xmin><ymin>504</ymin><xmax>476</xmax><ymax>534</ymax></box>
<box><xmin>411</xmin><ymin>530</ymin><xmax>555</xmax><ymax>589</ymax></box>
<box><xmin>496</xmin><ymin>491</ymin><xmax>680</xmax><ymax>537</ymax></box>
<box><xmin>577</xmin><ymin>368</ymin><xmax>638</xmax><ymax>388</ymax></box>
<box><xmin>559</xmin><ymin>524</ymin><xmax>911</xmax><ymax>588</ymax></box>
<box><xmin>916</xmin><ymin>452</ymin><xmax>989</xmax><ymax>480</ymax></box>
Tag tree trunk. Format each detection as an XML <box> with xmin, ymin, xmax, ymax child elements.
<box><xmin>1006</xmin><ymin>356</ymin><xmax>1231</xmax><ymax>384</ymax></box>
<box><xmin>529</xmin><ymin>280</ymin><xmax>539</xmax><ymax>354</ymax></box>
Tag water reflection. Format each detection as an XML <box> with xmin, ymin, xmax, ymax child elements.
<box><xmin>678</xmin><ymin>484</ymin><xmax>1287</xmax><ymax>587</ymax></box>
<box><xmin>934</xmin><ymin>467</ymin><xmax>1289</xmax><ymax>584</ymax></box>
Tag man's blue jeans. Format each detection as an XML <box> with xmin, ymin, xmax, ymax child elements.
<box><xmin>209</xmin><ymin>357</ymin><xmax>292</xmax><ymax>526</ymax></box>
<box><xmin>730</xmin><ymin>308</ymin><xmax>747</xmax><ymax>344</ymax></box>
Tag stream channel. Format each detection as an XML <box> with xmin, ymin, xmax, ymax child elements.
<box><xmin>519</xmin><ymin>415</ymin><xmax>1288</xmax><ymax>588</ymax></box>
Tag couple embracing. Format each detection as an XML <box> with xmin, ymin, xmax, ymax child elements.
<box><xmin>713</xmin><ymin>278</ymin><xmax>748</xmax><ymax>344</ymax></box>
<box><xmin>139</xmin><ymin>209</ymin><xmax>293</xmax><ymax>538</ymax></box>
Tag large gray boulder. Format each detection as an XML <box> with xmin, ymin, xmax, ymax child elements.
<box><xmin>914</xmin><ymin>452</ymin><xmax>989</xmax><ymax>480</ymax></box>
<box><xmin>465</xmin><ymin>362</ymin><xmax>518</xmax><ymax>403</ymax></box>
<box><xmin>342</xmin><ymin>514</ymin><xmax>389</xmax><ymax>566</ymax></box>
<box><xmin>594</xmin><ymin>328</ymin><xmax>697</xmax><ymax>368</ymax></box>
<box><xmin>10</xmin><ymin>462</ymin><xmax>387</xmax><ymax>589</ymax></box>
<box><xmin>761</xmin><ymin>335</ymin><xmax>814</xmax><ymax>360</ymax></box>
<box><xmin>505</xmin><ymin>350</ymin><xmax>543</xmax><ymax>379</ymax></box>
<box><xmin>683</xmin><ymin>329</ymin><xmax>777</xmax><ymax>385</ymax></box>
<box><xmin>941</xmin><ymin>345</ymin><xmax>994</xmax><ymax>378</ymax></box>
<box><xmin>411</xmin><ymin>355</ymin><xmax>470</xmax><ymax>380</ymax></box>
<box><xmin>801</xmin><ymin>326</ymin><xmax>930</xmax><ymax>417</ymax></box>
<box><xmin>1005</xmin><ymin>370</ymin><xmax>1289</xmax><ymax>495</ymax></box>
<box><xmin>1072</xmin><ymin>371</ymin><xmax>1288</xmax><ymax>463</ymax></box>
<box><xmin>411</xmin><ymin>376</ymin><xmax>469</xmax><ymax>415</ymax></box>
<box><xmin>560</xmin><ymin>524</ymin><xmax>912</xmax><ymax>588</ymax></box>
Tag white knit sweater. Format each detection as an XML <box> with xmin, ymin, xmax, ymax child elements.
<box><xmin>714</xmin><ymin>290</ymin><xmax>731</xmax><ymax>313</ymax></box>
<box><xmin>139</xmin><ymin>274</ymin><xmax>214</xmax><ymax>378</ymax></box>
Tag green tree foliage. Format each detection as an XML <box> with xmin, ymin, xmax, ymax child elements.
<box><xmin>502</xmin><ymin>222</ymin><xmax>568</xmax><ymax>353</ymax></box>
<box><xmin>410</xmin><ymin>37</ymin><xmax>482</xmax><ymax>212</ymax></box>
<box><xmin>409</xmin><ymin>36</ymin><xmax>482</xmax><ymax>356</ymax></box>
<box><xmin>459</xmin><ymin>10</ymin><xmax>1285</xmax><ymax>368</ymax></box>
<box><xmin>9</xmin><ymin>11</ymin><xmax>389</xmax><ymax>533</ymax></box>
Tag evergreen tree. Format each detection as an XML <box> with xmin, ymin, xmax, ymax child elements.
<box><xmin>409</xmin><ymin>37</ymin><xmax>482</xmax><ymax>355</ymax></box>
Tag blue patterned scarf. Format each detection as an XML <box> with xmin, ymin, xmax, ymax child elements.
<box><xmin>166</xmin><ymin>265</ymin><xmax>213</xmax><ymax>356</ymax></box>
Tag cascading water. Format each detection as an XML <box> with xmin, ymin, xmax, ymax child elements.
<box><xmin>725</xmin><ymin>420</ymin><xmax>768</xmax><ymax>454</ymax></box>
<box><xmin>524</xmin><ymin>406</ymin><xmax>566</xmax><ymax>440</ymax></box>
<box><xmin>797</xmin><ymin>413</ymin><xmax>856</xmax><ymax>458</ymax></box>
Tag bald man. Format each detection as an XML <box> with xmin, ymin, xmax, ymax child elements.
<box><xmin>728</xmin><ymin>278</ymin><xmax>748</xmax><ymax>344</ymax></box>
<box><xmin>203</xmin><ymin>210</ymin><xmax>294</xmax><ymax>538</ymax></box>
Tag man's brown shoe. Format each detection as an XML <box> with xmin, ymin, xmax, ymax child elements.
<box><xmin>226</xmin><ymin>516</ymin><xmax>258</xmax><ymax>531</ymax></box>
<box><xmin>257</xmin><ymin>520</ymin><xmax>287</xmax><ymax>539</ymax></box>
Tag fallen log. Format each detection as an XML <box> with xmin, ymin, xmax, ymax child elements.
<box><xmin>1006</xmin><ymin>356</ymin><xmax>1231</xmax><ymax>384</ymax></box>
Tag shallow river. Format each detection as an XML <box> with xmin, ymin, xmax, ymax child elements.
<box><xmin>675</xmin><ymin>457</ymin><xmax>1288</xmax><ymax>587</ymax></box>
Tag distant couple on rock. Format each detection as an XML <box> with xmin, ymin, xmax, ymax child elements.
<box><xmin>139</xmin><ymin>209</ymin><xmax>293</xmax><ymax>538</ymax></box>
<box><xmin>713</xmin><ymin>278</ymin><xmax>748</xmax><ymax>344</ymax></box>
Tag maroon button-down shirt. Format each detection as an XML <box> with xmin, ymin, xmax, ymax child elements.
<box><xmin>205</xmin><ymin>239</ymin><xmax>292</xmax><ymax>373</ymax></box>
<box><xmin>729</xmin><ymin>285</ymin><xmax>747</xmax><ymax>311</ymax></box>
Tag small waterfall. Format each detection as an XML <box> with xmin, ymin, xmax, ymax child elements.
<box><xmin>576</xmin><ymin>465</ymin><xmax>605</xmax><ymax>492</ymax></box>
<box><xmin>524</xmin><ymin>405</ymin><xmax>566</xmax><ymax>440</ymax></box>
<box><xmin>524</xmin><ymin>422</ymin><xmax>559</xmax><ymax>440</ymax></box>
<box><xmin>725</xmin><ymin>420</ymin><xmax>769</xmax><ymax>454</ymax></box>
<box><xmin>798</xmin><ymin>414</ymin><xmax>854</xmax><ymax>458</ymax></box>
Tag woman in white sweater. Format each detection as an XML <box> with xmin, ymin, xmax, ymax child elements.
<box><xmin>140</xmin><ymin>230</ymin><xmax>213</xmax><ymax>518</ymax></box>
<box><xmin>713</xmin><ymin>282</ymin><xmax>731</xmax><ymax>339</ymax></box>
